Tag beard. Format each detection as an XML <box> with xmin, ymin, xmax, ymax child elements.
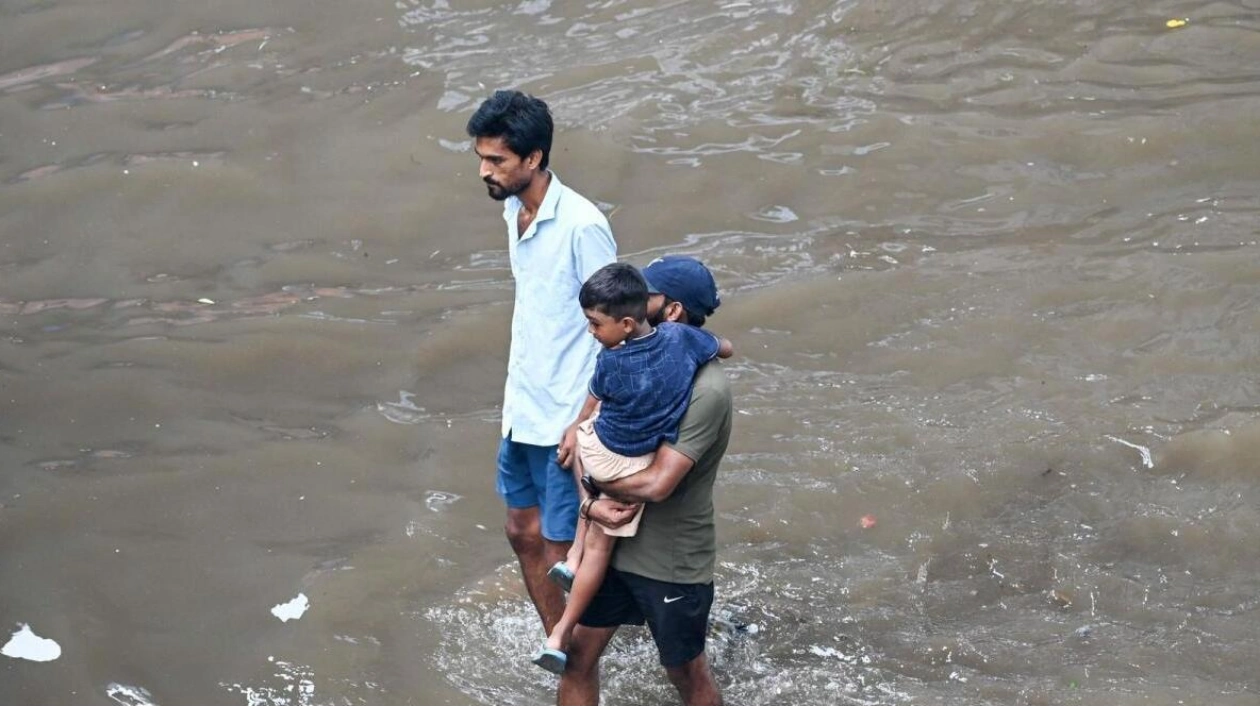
<box><xmin>485</xmin><ymin>174</ymin><xmax>528</xmax><ymax>201</ymax></box>
<box><xmin>646</xmin><ymin>303</ymin><xmax>666</xmax><ymax>326</ymax></box>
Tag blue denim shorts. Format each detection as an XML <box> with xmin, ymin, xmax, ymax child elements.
<box><xmin>495</xmin><ymin>435</ymin><xmax>579</xmax><ymax>542</ymax></box>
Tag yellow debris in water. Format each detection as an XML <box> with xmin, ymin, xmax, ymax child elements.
<box><xmin>1166</xmin><ymin>18</ymin><xmax>1188</xmax><ymax>28</ymax></box>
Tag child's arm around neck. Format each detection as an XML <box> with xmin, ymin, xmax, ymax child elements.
<box><xmin>715</xmin><ymin>335</ymin><xmax>734</xmax><ymax>359</ymax></box>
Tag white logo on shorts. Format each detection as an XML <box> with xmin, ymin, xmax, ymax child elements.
<box><xmin>663</xmin><ymin>595</ymin><xmax>684</xmax><ymax>604</ymax></box>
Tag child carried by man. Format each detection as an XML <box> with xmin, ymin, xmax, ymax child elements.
<box><xmin>530</xmin><ymin>262</ymin><xmax>733</xmax><ymax>674</ymax></box>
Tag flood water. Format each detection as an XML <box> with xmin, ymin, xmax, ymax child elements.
<box><xmin>2</xmin><ymin>0</ymin><xmax>1260</xmax><ymax>704</ymax></box>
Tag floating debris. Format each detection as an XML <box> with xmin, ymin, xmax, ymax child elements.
<box><xmin>270</xmin><ymin>593</ymin><xmax>310</xmax><ymax>622</ymax></box>
<box><xmin>2</xmin><ymin>623</ymin><xmax>61</xmax><ymax>662</ymax></box>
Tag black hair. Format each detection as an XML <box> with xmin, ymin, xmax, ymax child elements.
<box><xmin>580</xmin><ymin>263</ymin><xmax>648</xmax><ymax>322</ymax></box>
<box><xmin>465</xmin><ymin>90</ymin><xmax>553</xmax><ymax>170</ymax></box>
<box><xmin>666</xmin><ymin>296</ymin><xmax>706</xmax><ymax>328</ymax></box>
<box><xmin>652</xmin><ymin>293</ymin><xmax>707</xmax><ymax>328</ymax></box>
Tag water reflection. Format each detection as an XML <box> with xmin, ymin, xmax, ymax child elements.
<box><xmin>2</xmin><ymin>0</ymin><xmax>1260</xmax><ymax>703</ymax></box>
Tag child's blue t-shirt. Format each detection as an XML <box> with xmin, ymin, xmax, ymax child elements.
<box><xmin>589</xmin><ymin>321</ymin><xmax>721</xmax><ymax>457</ymax></box>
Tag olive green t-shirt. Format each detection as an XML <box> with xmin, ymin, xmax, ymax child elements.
<box><xmin>610</xmin><ymin>361</ymin><xmax>732</xmax><ymax>584</ymax></box>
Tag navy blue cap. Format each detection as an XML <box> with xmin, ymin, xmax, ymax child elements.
<box><xmin>641</xmin><ymin>255</ymin><xmax>721</xmax><ymax>318</ymax></box>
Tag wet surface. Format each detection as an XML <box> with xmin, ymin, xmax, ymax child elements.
<box><xmin>3</xmin><ymin>0</ymin><xmax>1260</xmax><ymax>703</ymax></box>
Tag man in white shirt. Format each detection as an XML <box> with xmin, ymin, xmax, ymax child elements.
<box><xmin>466</xmin><ymin>90</ymin><xmax>617</xmax><ymax>632</ymax></box>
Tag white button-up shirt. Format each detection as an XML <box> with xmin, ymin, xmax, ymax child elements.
<box><xmin>501</xmin><ymin>172</ymin><xmax>616</xmax><ymax>446</ymax></box>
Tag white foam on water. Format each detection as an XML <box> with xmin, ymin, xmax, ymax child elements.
<box><xmin>1105</xmin><ymin>435</ymin><xmax>1154</xmax><ymax>469</ymax></box>
<box><xmin>222</xmin><ymin>657</ymin><xmax>317</xmax><ymax>706</ymax></box>
<box><xmin>1</xmin><ymin>623</ymin><xmax>61</xmax><ymax>662</ymax></box>
<box><xmin>105</xmin><ymin>682</ymin><xmax>154</xmax><ymax>705</ymax></box>
<box><xmin>436</xmin><ymin>138</ymin><xmax>470</xmax><ymax>153</ymax></box>
<box><xmin>425</xmin><ymin>490</ymin><xmax>461</xmax><ymax>512</ymax></box>
<box><xmin>750</xmin><ymin>204</ymin><xmax>799</xmax><ymax>223</ymax></box>
<box><xmin>423</xmin><ymin>560</ymin><xmax>899</xmax><ymax>705</ymax></box>
<box><xmin>270</xmin><ymin>593</ymin><xmax>310</xmax><ymax>622</ymax></box>
<box><xmin>376</xmin><ymin>390</ymin><xmax>428</xmax><ymax>424</ymax></box>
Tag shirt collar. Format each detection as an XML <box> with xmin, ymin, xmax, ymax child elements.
<box><xmin>507</xmin><ymin>170</ymin><xmax>563</xmax><ymax>240</ymax></box>
<box><xmin>535</xmin><ymin>170</ymin><xmax>561</xmax><ymax>224</ymax></box>
<box><xmin>623</xmin><ymin>326</ymin><xmax>659</xmax><ymax>346</ymax></box>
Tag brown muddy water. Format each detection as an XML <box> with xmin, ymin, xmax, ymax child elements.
<box><xmin>2</xmin><ymin>0</ymin><xmax>1260</xmax><ymax>704</ymax></box>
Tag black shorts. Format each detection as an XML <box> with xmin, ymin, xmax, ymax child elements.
<box><xmin>578</xmin><ymin>566</ymin><xmax>714</xmax><ymax>667</ymax></box>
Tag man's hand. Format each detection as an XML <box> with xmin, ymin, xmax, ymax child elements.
<box><xmin>557</xmin><ymin>422</ymin><xmax>580</xmax><ymax>469</ymax></box>
<box><xmin>588</xmin><ymin>498</ymin><xmax>639</xmax><ymax>529</ymax></box>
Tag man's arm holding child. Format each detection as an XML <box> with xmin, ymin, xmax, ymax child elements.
<box><xmin>595</xmin><ymin>445</ymin><xmax>696</xmax><ymax>505</ymax></box>
<box><xmin>588</xmin><ymin>362</ymin><xmax>730</xmax><ymax>525</ymax></box>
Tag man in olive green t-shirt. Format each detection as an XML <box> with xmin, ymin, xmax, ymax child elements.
<box><xmin>555</xmin><ymin>256</ymin><xmax>732</xmax><ymax>706</ymax></box>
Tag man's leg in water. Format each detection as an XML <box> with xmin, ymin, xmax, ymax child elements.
<box><xmin>665</xmin><ymin>652</ymin><xmax>722</xmax><ymax>706</ymax></box>
<box><xmin>505</xmin><ymin>506</ymin><xmax>570</xmax><ymax>634</ymax></box>
<box><xmin>627</xmin><ymin>573</ymin><xmax>721</xmax><ymax>706</ymax></box>
<box><xmin>558</xmin><ymin>623</ymin><xmax>617</xmax><ymax>705</ymax></box>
